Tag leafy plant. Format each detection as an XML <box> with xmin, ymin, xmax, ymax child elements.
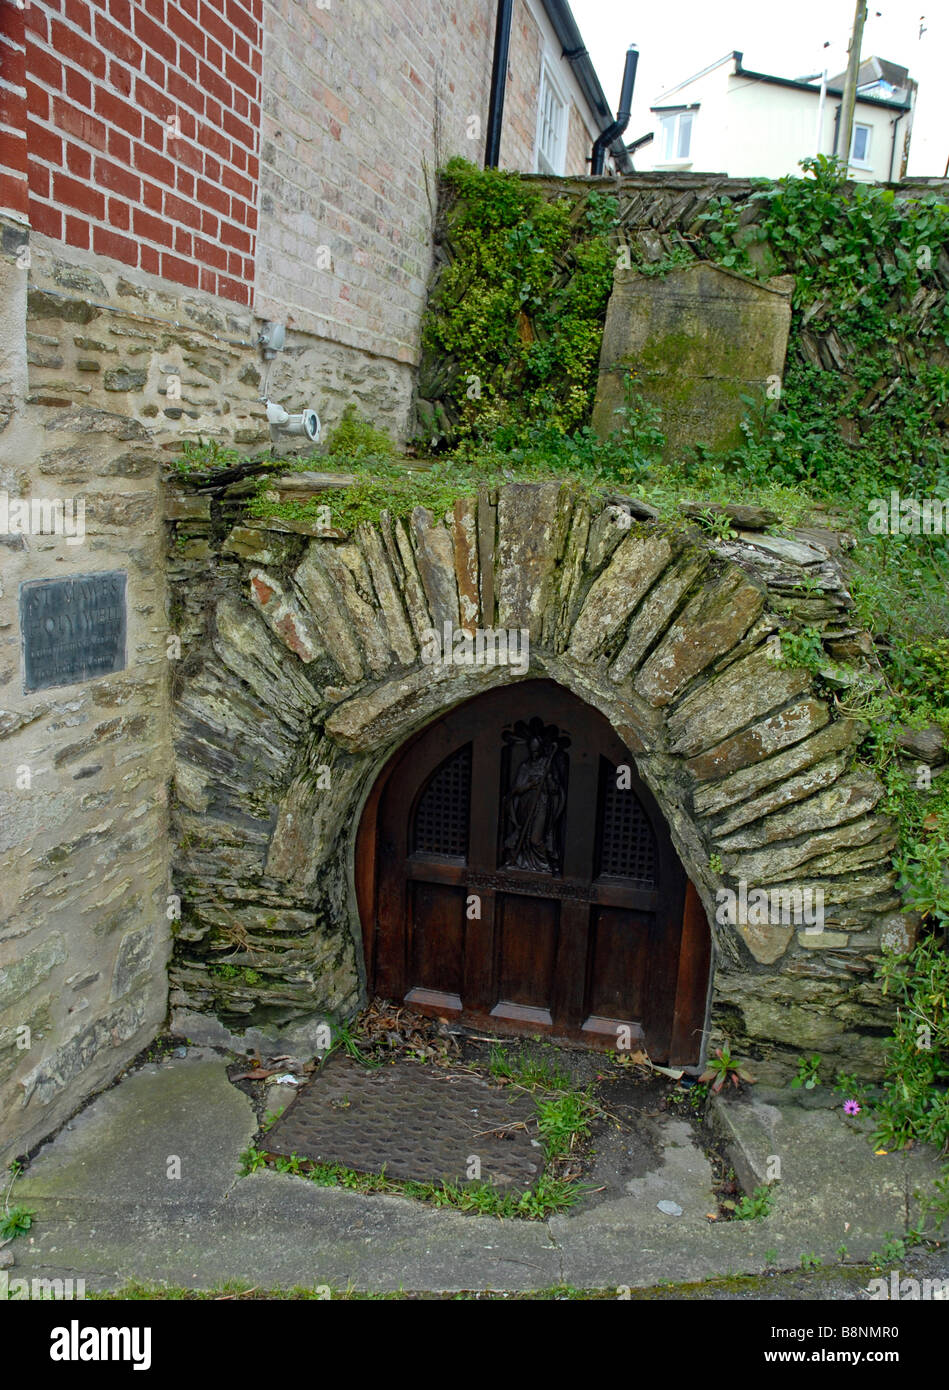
<box><xmin>873</xmin><ymin>931</ymin><xmax>949</xmax><ymax>1153</ymax></box>
<box><xmin>173</xmin><ymin>437</ymin><xmax>247</xmax><ymax>476</ymax></box>
<box><xmin>869</xmin><ymin>1233</ymin><xmax>907</xmax><ymax>1266</ymax></box>
<box><xmin>237</xmin><ymin>1146</ymin><xmax>268</xmax><ymax>1175</ymax></box>
<box><xmin>0</xmin><ymin>1205</ymin><xmax>33</xmax><ymax>1241</ymax></box>
<box><xmin>772</xmin><ymin>627</ymin><xmax>825</xmax><ymax>676</ymax></box>
<box><xmin>422</xmin><ymin>159</ymin><xmax>618</xmax><ymax>437</ymax></box>
<box><xmin>733</xmin><ymin>1184</ymin><xmax>775</xmax><ymax>1220</ymax></box>
<box><xmin>535</xmin><ymin>1089</ymin><xmax>596</xmax><ymax>1159</ymax></box>
<box><xmin>791</xmin><ymin>1054</ymin><xmax>822</xmax><ymax>1090</ymax></box>
<box><xmin>699</xmin><ymin>1045</ymin><xmax>756</xmax><ymax>1094</ymax></box>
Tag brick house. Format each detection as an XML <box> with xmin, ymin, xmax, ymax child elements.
<box><xmin>0</xmin><ymin>0</ymin><xmax>630</xmax><ymax>436</ymax></box>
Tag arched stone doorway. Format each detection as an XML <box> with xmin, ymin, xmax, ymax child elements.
<box><xmin>356</xmin><ymin>679</ymin><xmax>712</xmax><ymax>1065</ymax></box>
<box><xmin>168</xmin><ymin>479</ymin><xmax>912</xmax><ymax>1082</ymax></box>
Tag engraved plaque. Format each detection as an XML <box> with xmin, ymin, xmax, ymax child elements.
<box><xmin>21</xmin><ymin>571</ymin><xmax>127</xmax><ymax>693</ymax></box>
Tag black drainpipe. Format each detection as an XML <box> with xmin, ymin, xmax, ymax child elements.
<box><xmin>590</xmin><ymin>45</ymin><xmax>638</xmax><ymax>175</ymax></box>
<box><xmin>888</xmin><ymin>108</ymin><xmax>906</xmax><ymax>182</ymax></box>
<box><xmin>832</xmin><ymin>102</ymin><xmax>842</xmax><ymax>156</ymax></box>
<box><xmin>484</xmin><ymin>0</ymin><xmax>514</xmax><ymax>168</ymax></box>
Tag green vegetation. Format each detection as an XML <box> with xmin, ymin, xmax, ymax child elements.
<box><xmin>698</xmin><ymin>1045</ymin><xmax>756</xmax><ymax>1094</ymax></box>
<box><xmin>535</xmin><ymin>1089</ymin><xmax>596</xmax><ymax>1159</ymax></box>
<box><xmin>772</xmin><ymin>627</ymin><xmax>826</xmax><ymax>677</ymax></box>
<box><xmin>326</xmin><ymin>403</ymin><xmax>398</xmax><ymax>460</ymax></box>
<box><xmin>488</xmin><ymin>1043</ymin><xmax>572</xmax><ymax>1091</ymax></box>
<box><xmin>424</xmin><ymin>157</ymin><xmax>618</xmax><ymax>436</ymax></box>
<box><xmin>326</xmin><ymin>1019</ymin><xmax>381</xmax><ymax>1070</ymax></box>
<box><xmin>732</xmin><ymin>1184</ymin><xmax>775</xmax><ymax>1221</ymax></box>
<box><xmin>209</xmin><ymin>962</ymin><xmax>262</xmax><ymax>987</ymax></box>
<box><xmin>236</xmin><ymin>1147</ymin><xmax>587</xmax><ymax>1220</ymax></box>
<box><xmin>791</xmin><ymin>1054</ymin><xmax>822</xmax><ymax>1091</ymax></box>
<box><xmin>0</xmin><ymin>1204</ymin><xmax>33</xmax><ymax>1242</ymax></box>
<box><xmin>1</xmin><ymin>1164</ymin><xmax>34</xmax><ymax>1243</ymax></box>
<box><xmin>173</xmin><ymin>437</ymin><xmax>246</xmax><ymax>476</ymax></box>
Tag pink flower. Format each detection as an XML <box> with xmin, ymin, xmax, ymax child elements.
<box><xmin>844</xmin><ymin>1099</ymin><xmax>861</xmax><ymax>1116</ymax></box>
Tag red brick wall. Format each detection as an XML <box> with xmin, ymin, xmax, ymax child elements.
<box><xmin>0</xmin><ymin>0</ymin><xmax>29</xmax><ymax>219</ymax></box>
<box><xmin>4</xmin><ymin>0</ymin><xmax>263</xmax><ymax>305</ymax></box>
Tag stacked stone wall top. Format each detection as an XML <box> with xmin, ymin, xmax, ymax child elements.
<box><xmin>164</xmin><ymin>473</ymin><xmax>912</xmax><ymax>1081</ymax></box>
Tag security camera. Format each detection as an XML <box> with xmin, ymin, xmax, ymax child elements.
<box><xmin>265</xmin><ymin>399</ymin><xmax>322</xmax><ymax>444</ymax></box>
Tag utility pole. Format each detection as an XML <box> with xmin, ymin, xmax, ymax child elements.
<box><xmin>839</xmin><ymin>0</ymin><xmax>868</xmax><ymax>170</ymax></box>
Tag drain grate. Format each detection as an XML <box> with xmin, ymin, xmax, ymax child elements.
<box><xmin>262</xmin><ymin>1054</ymin><xmax>543</xmax><ymax>1190</ymax></box>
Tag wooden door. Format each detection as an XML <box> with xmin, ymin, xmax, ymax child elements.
<box><xmin>356</xmin><ymin>680</ymin><xmax>710</xmax><ymax>1065</ymax></box>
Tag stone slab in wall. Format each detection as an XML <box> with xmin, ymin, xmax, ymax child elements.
<box><xmin>592</xmin><ymin>263</ymin><xmax>793</xmax><ymax>461</ymax></box>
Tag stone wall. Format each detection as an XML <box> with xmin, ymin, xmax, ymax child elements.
<box><xmin>1</xmin><ymin>218</ymin><xmax>330</xmax><ymax>1166</ymax></box>
<box><xmin>165</xmin><ymin>474</ymin><xmax>911</xmax><ymax>1081</ymax></box>
<box><xmin>253</xmin><ymin>0</ymin><xmax>602</xmax><ymax>433</ymax></box>
<box><xmin>0</xmin><ymin>226</ymin><xmax>175</xmax><ymax>1165</ymax></box>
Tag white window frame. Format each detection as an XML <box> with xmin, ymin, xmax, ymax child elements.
<box><xmin>849</xmin><ymin>121</ymin><xmax>873</xmax><ymax>169</ymax></box>
<box><xmin>658</xmin><ymin>110</ymin><xmax>694</xmax><ymax>164</ymax></box>
<box><xmin>535</xmin><ymin>58</ymin><xmax>568</xmax><ymax>175</ymax></box>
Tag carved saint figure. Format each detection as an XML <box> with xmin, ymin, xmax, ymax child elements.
<box><xmin>501</xmin><ymin>718</ymin><xmax>569</xmax><ymax>873</ymax></box>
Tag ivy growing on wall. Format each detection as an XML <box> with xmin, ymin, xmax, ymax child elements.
<box><xmin>697</xmin><ymin>157</ymin><xmax>949</xmax><ymax>495</ymax></box>
<box><xmin>419</xmin><ymin>158</ymin><xmax>617</xmax><ymax>438</ymax></box>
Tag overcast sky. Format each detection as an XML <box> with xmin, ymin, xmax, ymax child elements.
<box><xmin>570</xmin><ymin>0</ymin><xmax>946</xmax><ymax>176</ymax></box>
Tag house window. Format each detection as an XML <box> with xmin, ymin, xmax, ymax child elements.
<box><xmin>659</xmin><ymin>110</ymin><xmax>693</xmax><ymax>161</ymax></box>
<box><xmin>536</xmin><ymin>62</ymin><xmax>568</xmax><ymax>174</ymax></box>
<box><xmin>850</xmin><ymin>122</ymin><xmax>872</xmax><ymax>167</ymax></box>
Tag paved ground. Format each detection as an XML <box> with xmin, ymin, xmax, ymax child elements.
<box><xmin>7</xmin><ymin>1048</ymin><xmax>947</xmax><ymax>1296</ymax></box>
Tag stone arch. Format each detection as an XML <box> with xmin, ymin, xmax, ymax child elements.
<box><xmin>168</xmin><ymin>481</ymin><xmax>909</xmax><ymax>1079</ymax></box>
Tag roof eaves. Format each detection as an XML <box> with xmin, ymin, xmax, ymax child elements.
<box><xmin>731</xmin><ymin>56</ymin><xmax>911</xmax><ymax>111</ymax></box>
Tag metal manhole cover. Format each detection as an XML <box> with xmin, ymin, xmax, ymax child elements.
<box><xmin>263</xmin><ymin>1055</ymin><xmax>542</xmax><ymax>1190</ymax></box>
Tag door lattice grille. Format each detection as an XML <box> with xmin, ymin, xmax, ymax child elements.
<box><xmin>598</xmin><ymin>766</ymin><xmax>657</xmax><ymax>885</ymax></box>
<box><xmin>412</xmin><ymin>744</ymin><xmax>472</xmax><ymax>859</ymax></box>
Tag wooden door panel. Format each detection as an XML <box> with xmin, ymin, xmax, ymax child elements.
<box><xmin>405</xmin><ymin>881</ymin><xmax>465</xmax><ymax>1010</ymax></box>
<box><xmin>493</xmin><ymin>894</ymin><xmax>559</xmax><ymax>1022</ymax></box>
<box><xmin>585</xmin><ymin>905</ymin><xmax>650</xmax><ymax>1026</ymax></box>
<box><xmin>669</xmin><ymin>879</ymin><xmax>713</xmax><ymax>1066</ymax></box>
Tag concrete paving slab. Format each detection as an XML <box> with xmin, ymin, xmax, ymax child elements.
<box><xmin>16</xmin><ymin>1052</ymin><xmax>255</xmax><ymax>1207</ymax></box>
<box><xmin>7</xmin><ymin>1052</ymin><xmax>947</xmax><ymax>1294</ymax></box>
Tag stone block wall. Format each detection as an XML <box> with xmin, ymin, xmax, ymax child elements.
<box><xmin>1</xmin><ymin>216</ymin><xmax>307</xmax><ymax>1166</ymax></box>
<box><xmin>0</xmin><ymin>226</ymin><xmax>173</xmax><ymax>1165</ymax></box>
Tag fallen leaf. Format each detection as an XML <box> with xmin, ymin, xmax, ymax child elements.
<box><xmin>233</xmin><ymin>1067</ymin><xmax>277</xmax><ymax>1080</ymax></box>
